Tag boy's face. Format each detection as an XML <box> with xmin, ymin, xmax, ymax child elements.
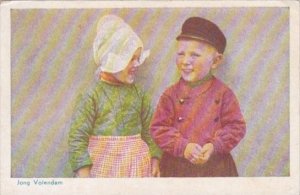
<box><xmin>113</xmin><ymin>47</ymin><xmax>142</xmax><ymax>84</ymax></box>
<box><xmin>176</xmin><ymin>39</ymin><xmax>221</xmax><ymax>82</ymax></box>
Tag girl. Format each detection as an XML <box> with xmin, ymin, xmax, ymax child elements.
<box><xmin>68</xmin><ymin>15</ymin><xmax>161</xmax><ymax>177</ymax></box>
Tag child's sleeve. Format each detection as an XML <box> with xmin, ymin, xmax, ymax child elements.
<box><xmin>150</xmin><ymin>92</ymin><xmax>189</xmax><ymax>158</ymax></box>
<box><xmin>208</xmin><ymin>89</ymin><xmax>246</xmax><ymax>154</ymax></box>
<box><xmin>68</xmin><ymin>90</ymin><xmax>99</xmax><ymax>172</ymax></box>
<box><xmin>140</xmin><ymin>92</ymin><xmax>162</xmax><ymax>159</ymax></box>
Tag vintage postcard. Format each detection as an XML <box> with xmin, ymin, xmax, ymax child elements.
<box><xmin>0</xmin><ymin>1</ymin><xmax>299</xmax><ymax>194</ymax></box>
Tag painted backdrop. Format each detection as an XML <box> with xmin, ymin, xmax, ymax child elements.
<box><xmin>11</xmin><ymin>7</ymin><xmax>289</xmax><ymax>177</ymax></box>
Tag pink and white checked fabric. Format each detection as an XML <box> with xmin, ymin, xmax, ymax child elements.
<box><xmin>88</xmin><ymin>134</ymin><xmax>151</xmax><ymax>177</ymax></box>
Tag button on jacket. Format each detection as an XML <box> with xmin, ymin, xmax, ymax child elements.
<box><xmin>150</xmin><ymin>76</ymin><xmax>246</xmax><ymax>158</ymax></box>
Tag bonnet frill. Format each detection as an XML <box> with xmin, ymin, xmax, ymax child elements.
<box><xmin>93</xmin><ymin>15</ymin><xmax>150</xmax><ymax>79</ymax></box>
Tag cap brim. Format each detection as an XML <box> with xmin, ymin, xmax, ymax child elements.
<box><xmin>176</xmin><ymin>34</ymin><xmax>214</xmax><ymax>46</ymax></box>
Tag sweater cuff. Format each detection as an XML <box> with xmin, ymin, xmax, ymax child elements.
<box><xmin>150</xmin><ymin>147</ymin><xmax>163</xmax><ymax>159</ymax></box>
<box><xmin>72</xmin><ymin>159</ymin><xmax>93</xmax><ymax>172</ymax></box>
<box><xmin>174</xmin><ymin>137</ymin><xmax>189</xmax><ymax>157</ymax></box>
<box><xmin>209</xmin><ymin>137</ymin><xmax>223</xmax><ymax>154</ymax></box>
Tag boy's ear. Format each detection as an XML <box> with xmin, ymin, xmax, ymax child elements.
<box><xmin>211</xmin><ymin>53</ymin><xmax>224</xmax><ymax>69</ymax></box>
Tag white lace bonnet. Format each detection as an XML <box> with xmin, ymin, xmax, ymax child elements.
<box><xmin>93</xmin><ymin>15</ymin><xmax>150</xmax><ymax>77</ymax></box>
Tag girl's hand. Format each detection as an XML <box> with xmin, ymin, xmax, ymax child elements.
<box><xmin>151</xmin><ymin>158</ymin><xmax>160</xmax><ymax>177</ymax></box>
<box><xmin>75</xmin><ymin>166</ymin><xmax>91</xmax><ymax>178</ymax></box>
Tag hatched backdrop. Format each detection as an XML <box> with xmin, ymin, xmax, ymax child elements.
<box><xmin>11</xmin><ymin>7</ymin><xmax>289</xmax><ymax>177</ymax></box>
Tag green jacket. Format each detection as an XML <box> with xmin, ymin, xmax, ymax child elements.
<box><xmin>68</xmin><ymin>81</ymin><xmax>162</xmax><ymax>171</ymax></box>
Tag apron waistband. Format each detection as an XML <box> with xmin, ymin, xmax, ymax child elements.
<box><xmin>89</xmin><ymin>134</ymin><xmax>141</xmax><ymax>141</ymax></box>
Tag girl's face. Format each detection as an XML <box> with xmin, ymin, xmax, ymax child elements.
<box><xmin>113</xmin><ymin>48</ymin><xmax>142</xmax><ymax>84</ymax></box>
<box><xmin>176</xmin><ymin>39</ymin><xmax>222</xmax><ymax>82</ymax></box>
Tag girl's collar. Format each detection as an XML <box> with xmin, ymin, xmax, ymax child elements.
<box><xmin>99</xmin><ymin>72</ymin><xmax>124</xmax><ymax>86</ymax></box>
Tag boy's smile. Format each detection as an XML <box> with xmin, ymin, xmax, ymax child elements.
<box><xmin>176</xmin><ymin>39</ymin><xmax>222</xmax><ymax>82</ymax></box>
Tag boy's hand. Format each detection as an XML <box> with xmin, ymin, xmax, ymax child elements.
<box><xmin>76</xmin><ymin>166</ymin><xmax>91</xmax><ymax>178</ymax></box>
<box><xmin>184</xmin><ymin>143</ymin><xmax>202</xmax><ymax>164</ymax></box>
<box><xmin>184</xmin><ymin>143</ymin><xmax>214</xmax><ymax>165</ymax></box>
<box><xmin>151</xmin><ymin>158</ymin><xmax>160</xmax><ymax>177</ymax></box>
<box><xmin>195</xmin><ymin>143</ymin><xmax>214</xmax><ymax>165</ymax></box>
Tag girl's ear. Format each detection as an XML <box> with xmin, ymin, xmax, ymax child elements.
<box><xmin>211</xmin><ymin>53</ymin><xmax>224</xmax><ymax>69</ymax></box>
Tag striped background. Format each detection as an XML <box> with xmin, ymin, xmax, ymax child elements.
<box><xmin>11</xmin><ymin>7</ymin><xmax>289</xmax><ymax>177</ymax></box>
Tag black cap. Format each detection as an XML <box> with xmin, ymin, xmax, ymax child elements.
<box><xmin>176</xmin><ymin>17</ymin><xmax>226</xmax><ymax>53</ymax></box>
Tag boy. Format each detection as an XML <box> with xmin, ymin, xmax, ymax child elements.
<box><xmin>150</xmin><ymin>17</ymin><xmax>246</xmax><ymax>177</ymax></box>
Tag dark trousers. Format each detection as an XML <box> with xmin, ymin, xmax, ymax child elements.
<box><xmin>160</xmin><ymin>152</ymin><xmax>238</xmax><ymax>177</ymax></box>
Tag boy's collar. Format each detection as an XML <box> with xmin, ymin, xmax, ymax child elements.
<box><xmin>184</xmin><ymin>71</ymin><xmax>213</xmax><ymax>88</ymax></box>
